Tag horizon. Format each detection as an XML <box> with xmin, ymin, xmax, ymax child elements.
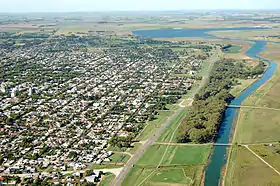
<box><xmin>1</xmin><ymin>0</ymin><xmax>280</xmax><ymax>13</ymax></box>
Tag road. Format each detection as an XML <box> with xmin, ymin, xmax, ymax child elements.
<box><xmin>111</xmin><ymin>49</ymin><xmax>221</xmax><ymax>186</ymax></box>
<box><xmin>111</xmin><ymin>107</ymin><xmax>184</xmax><ymax>186</ymax></box>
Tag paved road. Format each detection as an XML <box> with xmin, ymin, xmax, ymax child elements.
<box><xmin>111</xmin><ymin>107</ymin><xmax>184</xmax><ymax>186</ymax></box>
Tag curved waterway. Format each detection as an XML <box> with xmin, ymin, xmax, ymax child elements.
<box><xmin>133</xmin><ymin>28</ymin><xmax>278</xmax><ymax>186</ymax></box>
<box><xmin>204</xmin><ymin>40</ymin><xmax>277</xmax><ymax>186</ymax></box>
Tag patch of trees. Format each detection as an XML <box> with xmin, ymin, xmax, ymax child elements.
<box><xmin>108</xmin><ymin>135</ymin><xmax>134</xmax><ymax>148</ymax></box>
<box><xmin>177</xmin><ymin>59</ymin><xmax>265</xmax><ymax>143</ymax></box>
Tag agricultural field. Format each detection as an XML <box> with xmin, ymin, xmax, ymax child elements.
<box><xmin>224</xmin><ymin>146</ymin><xmax>280</xmax><ymax>186</ymax></box>
<box><xmin>122</xmin><ymin>144</ymin><xmax>211</xmax><ymax>186</ymax></box>
<box><xmin>234</xmin><ymin>108</ymin><xmax>280</xmax><ymax>144</ymax></box>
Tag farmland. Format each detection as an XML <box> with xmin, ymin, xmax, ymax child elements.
<box><xmin>122</xmin><ymin>144</ymin><xmax>212</xmax><ymax>185</ymax></box>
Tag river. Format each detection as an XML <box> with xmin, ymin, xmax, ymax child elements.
<box><xmin>133</xmin><ymin>28</ymin><xmax>278</xmax><ymax>186</ymax></box>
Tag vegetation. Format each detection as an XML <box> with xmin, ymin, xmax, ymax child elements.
<box><xmin>99</xmin><ymin>173</ymin><xmax>115</xmax><ymax>186</ymax></box>
<box><xmin>137</xmin><ymin>144</ymin><xmax>211</xmax><ymax>166</ymax></box>
<box><xmin>178</xmin><ymin>59</ymin><xmax>265</xmax><ymax>143</ymax></box>
<box><xmin>225</xmin><ymin>146</ymin><xmax>280</xmax><ymax>185</ymax></box>
<box><xmin>222</xmin><ymin>44</ymin><xmax>242</xmax><ymax>53</ymax></box>
<box><xmin>235</xmin><ymin>108</ymin><xmax>280</xmax><ymax>144</ymax></box>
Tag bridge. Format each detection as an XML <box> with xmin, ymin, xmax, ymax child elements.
<box><xmin>227</xmin><ymin>105</ymin><xmax>280</xmax><ymax>111</ymax></box>
<box><xmin>214</xmin><ymin>143</ymin><xmax>232</xmax><ymax>146</ymax></box>
<box><xmin>227</xmin><ymin>105</ymin><xmax>240</xmax><ymax>108</ymax></box>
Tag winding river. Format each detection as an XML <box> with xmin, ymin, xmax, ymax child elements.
<box><xmin>133</xmin><ymin>28</ymin><xmax>278</xmax><ymax>185</ymax></box>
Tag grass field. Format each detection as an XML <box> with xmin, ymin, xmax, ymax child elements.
<box><xmin>110</xmin><ymin>153</ymin><xmax>130</xmax><ymax>163</ymax></box>
<box><xmin>122</xmin><ymin>165</ymin><xmax>204</xmax><ymax>186</ymax></box>
<box><xmin>137</xmin><ymin>145</ymin><xmax>211</xmax><ymax>166</ymax></box>
<box><xmin>250</xmin><ymin>144</ymin><xmax>280</xmax><ymax>170</ymax></box>
<box><xmin>122</xmin><ymin>144</ymin><xmax>211</xmax><ymax>186</ymax></box>
<box><xmin>127</xmin><ymin>142</ymin><xmax>141</xmax><ymax>154</ymax></box>
<box><xmin>99</xmin><ymin>173</ymin><xmax>116</xmax><ymax>186</ymax></box>
<box><xmin>224</xmin><ymin>146</ymin><xmax>280</xmax><ymax>186</ymax></box>
<box><xmin>234</xmin><ymin>108</ymin><xmax>280</xmax><ymax>144</ymax></box>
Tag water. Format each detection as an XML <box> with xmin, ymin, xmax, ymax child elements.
<box><xmin>133</xmin><ymin>28</ymin><xmax>278</xmax><ymax>186</ymax></box>
<box><xmin>204</xmin><ymin>40</ymin><xmax>277</xmax><ymax>186</ymax></box>
<box><xmin>133</xmin><ymin>27</ymin><xmax>268</xmax><ymax>38</ymax></box>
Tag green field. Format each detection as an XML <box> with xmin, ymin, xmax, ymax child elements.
<box><xmin>127</xmin><ymin>142</ymin><xmax>141</xmax><ymax>154</ymax></box>
<box><xmin>122</xmin><ymin>165</ymin><xmax>203</xmax><ymax>186</ymax></box>
<box><xmin>225</xmin><ymin>146</ymin><xmax>280</xmax><ymax>186</ymax></box>
<box><xmin>137</xmin><ymin>144</ymin><xmax>211</xmax><ymax>166</ymax></box>
<box><xmin>99</xmin><ymin>173</ymin><xmax>116</xmax><ymax>186</ymax></box>
<box><xmin>110</xmin><ymin>153</ymin><xmax>130</xmax><ymax>163</ymax></box>
<box><xmin>122</xmin><ymin>144</ymin><xmax>211</xmax><ymax>186</ymax></box>
<box><xmin>234</xmin><ymin>108</ymin><xmax>280</xmax><ymax>144</ymax></box>
<box><xmin>150</xmin><ymin>168</ymin><xmax>192</xmax><ymax>184</ymax></box>
<box><xmin>250</xmin><ymin>144</ymin><xmax>280</xmax><ymax>170</ymax></box>
<box><xmin>223</xmin><ymin>45</ymin><xmax>242</xmax><ymax>53</ymax></box>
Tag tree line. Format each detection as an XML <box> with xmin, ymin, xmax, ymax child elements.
<box><xmin>177</xmin><ymin>58</ymin><xmax>265</xmax><ymax>143</ymax></box>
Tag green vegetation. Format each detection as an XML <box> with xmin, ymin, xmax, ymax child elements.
<box><xmin>235</xmin><ymin>109</ymin><xmax>280</xmax><ymax>144</ymax></box>
<box><xmin>127</xmin><ymin>143</ymin><xmax>141</xmax><ymax>154</ymax></box>
<box><xmin>157</xmin><ymin>108</ymin><xmax>189</xmax><ymax>143</ymax></box>
<box><xmin>137</xmin><ymin>144</ymin><xmax>211</xmax><ymax>166</ymax></box>
<box><xmin>136</xmin><ymin>105</ymin><xmax>179</xmax><ymax>141</ymax></box>
<box><xmin>123</xmin><ymin>144</ymin><xmax>210</xmax><ymax>185</ymax></box>
<box><xmin>225</xmin><ymin>146</ymin><xmax>280</xmax><ymax>186</ymax></box>
<box><xmin>250</xmin><ymin>144</ymin><xmax>280</xmax><ymax>169</ymax></box>
<box><xmin>178</xmin><ymin>59</ymin><xmax>265</xmax><ymax>143</ymax></box>
<box><xmin>222</xmin><ymin>45</ymin><xmax>242</xmax><ymax>53</ymax></box>
<box><xmin>99</xmin><ymin>173</ymin><xmax>116</xmax><ymax>186</ymax></box>
<box><xmin>149</xmin><ymin>168</ymin><xmax>191</xmax><ymax>184</ymax></box>
<box><xmin>109</xmin><ymin>153</ymin><xmax>130</xmax><ymax>163</ymax></box>
<box><xmin>230</xmin><ymin>79</ymin><xmax>256</xmax><ymax>97</ymax></box>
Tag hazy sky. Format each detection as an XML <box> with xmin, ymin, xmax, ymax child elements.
<box><xmin>1</xmin><ymin>0</ymin><xmax>280</xmax><ymax>12</ymax></box>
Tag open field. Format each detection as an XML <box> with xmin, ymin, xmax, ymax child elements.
<box><xmin>250</xmin><ymin>144</ymin><xmax>280</xmax><ymax>170</ymax></box>
<box><xmin>99</xmin><ymin>173</ymin><xmax>116</xmax><ymax>186</ymax></box>
<box><xmin>110</xmin><ymin>153</ymin><xmax>131</xmax><ymax>163</ymax></box>
<box><xmin>122</xmin><ymin>144</ymin><xmax>211</xmax><ymax>186</ymax></box>
<box><xmin>209</xmin><ymin>29</ymin><xmax>280</xmax><ymax>42</ymax></box>
<box><xmin>122</xmin><ymin>165</ymin><xmax>204</xmax><ymax>186</ymax></box>
<box><xmin>137</xmin><ymin>144</ymin><xmax>211</xmax><ymax>166</ymax></box>
<box><xmin>234</xmin><ymin>108</ymin><xmax>280</xmax><ymax>144</ymax></box>
<box><xmin>127</xmin><ymin>142</ymin><xmax>141</xmax><ymax>154</ymax></box>
<box><xmin>224</xmin><ymin>146</ymin><xmax>280</xmax><ymax>186</ymax></box>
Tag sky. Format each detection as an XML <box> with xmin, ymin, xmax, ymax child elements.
<box><xmin>1</xmin><ymin>0</ymin><xmax>280</xmax><ymax>12</ymax></box>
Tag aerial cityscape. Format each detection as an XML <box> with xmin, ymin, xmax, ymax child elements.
<box><xmin>1</xmin><ymin>0</ymin><xmax>280</xmax><ymax>186</ymax></box>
